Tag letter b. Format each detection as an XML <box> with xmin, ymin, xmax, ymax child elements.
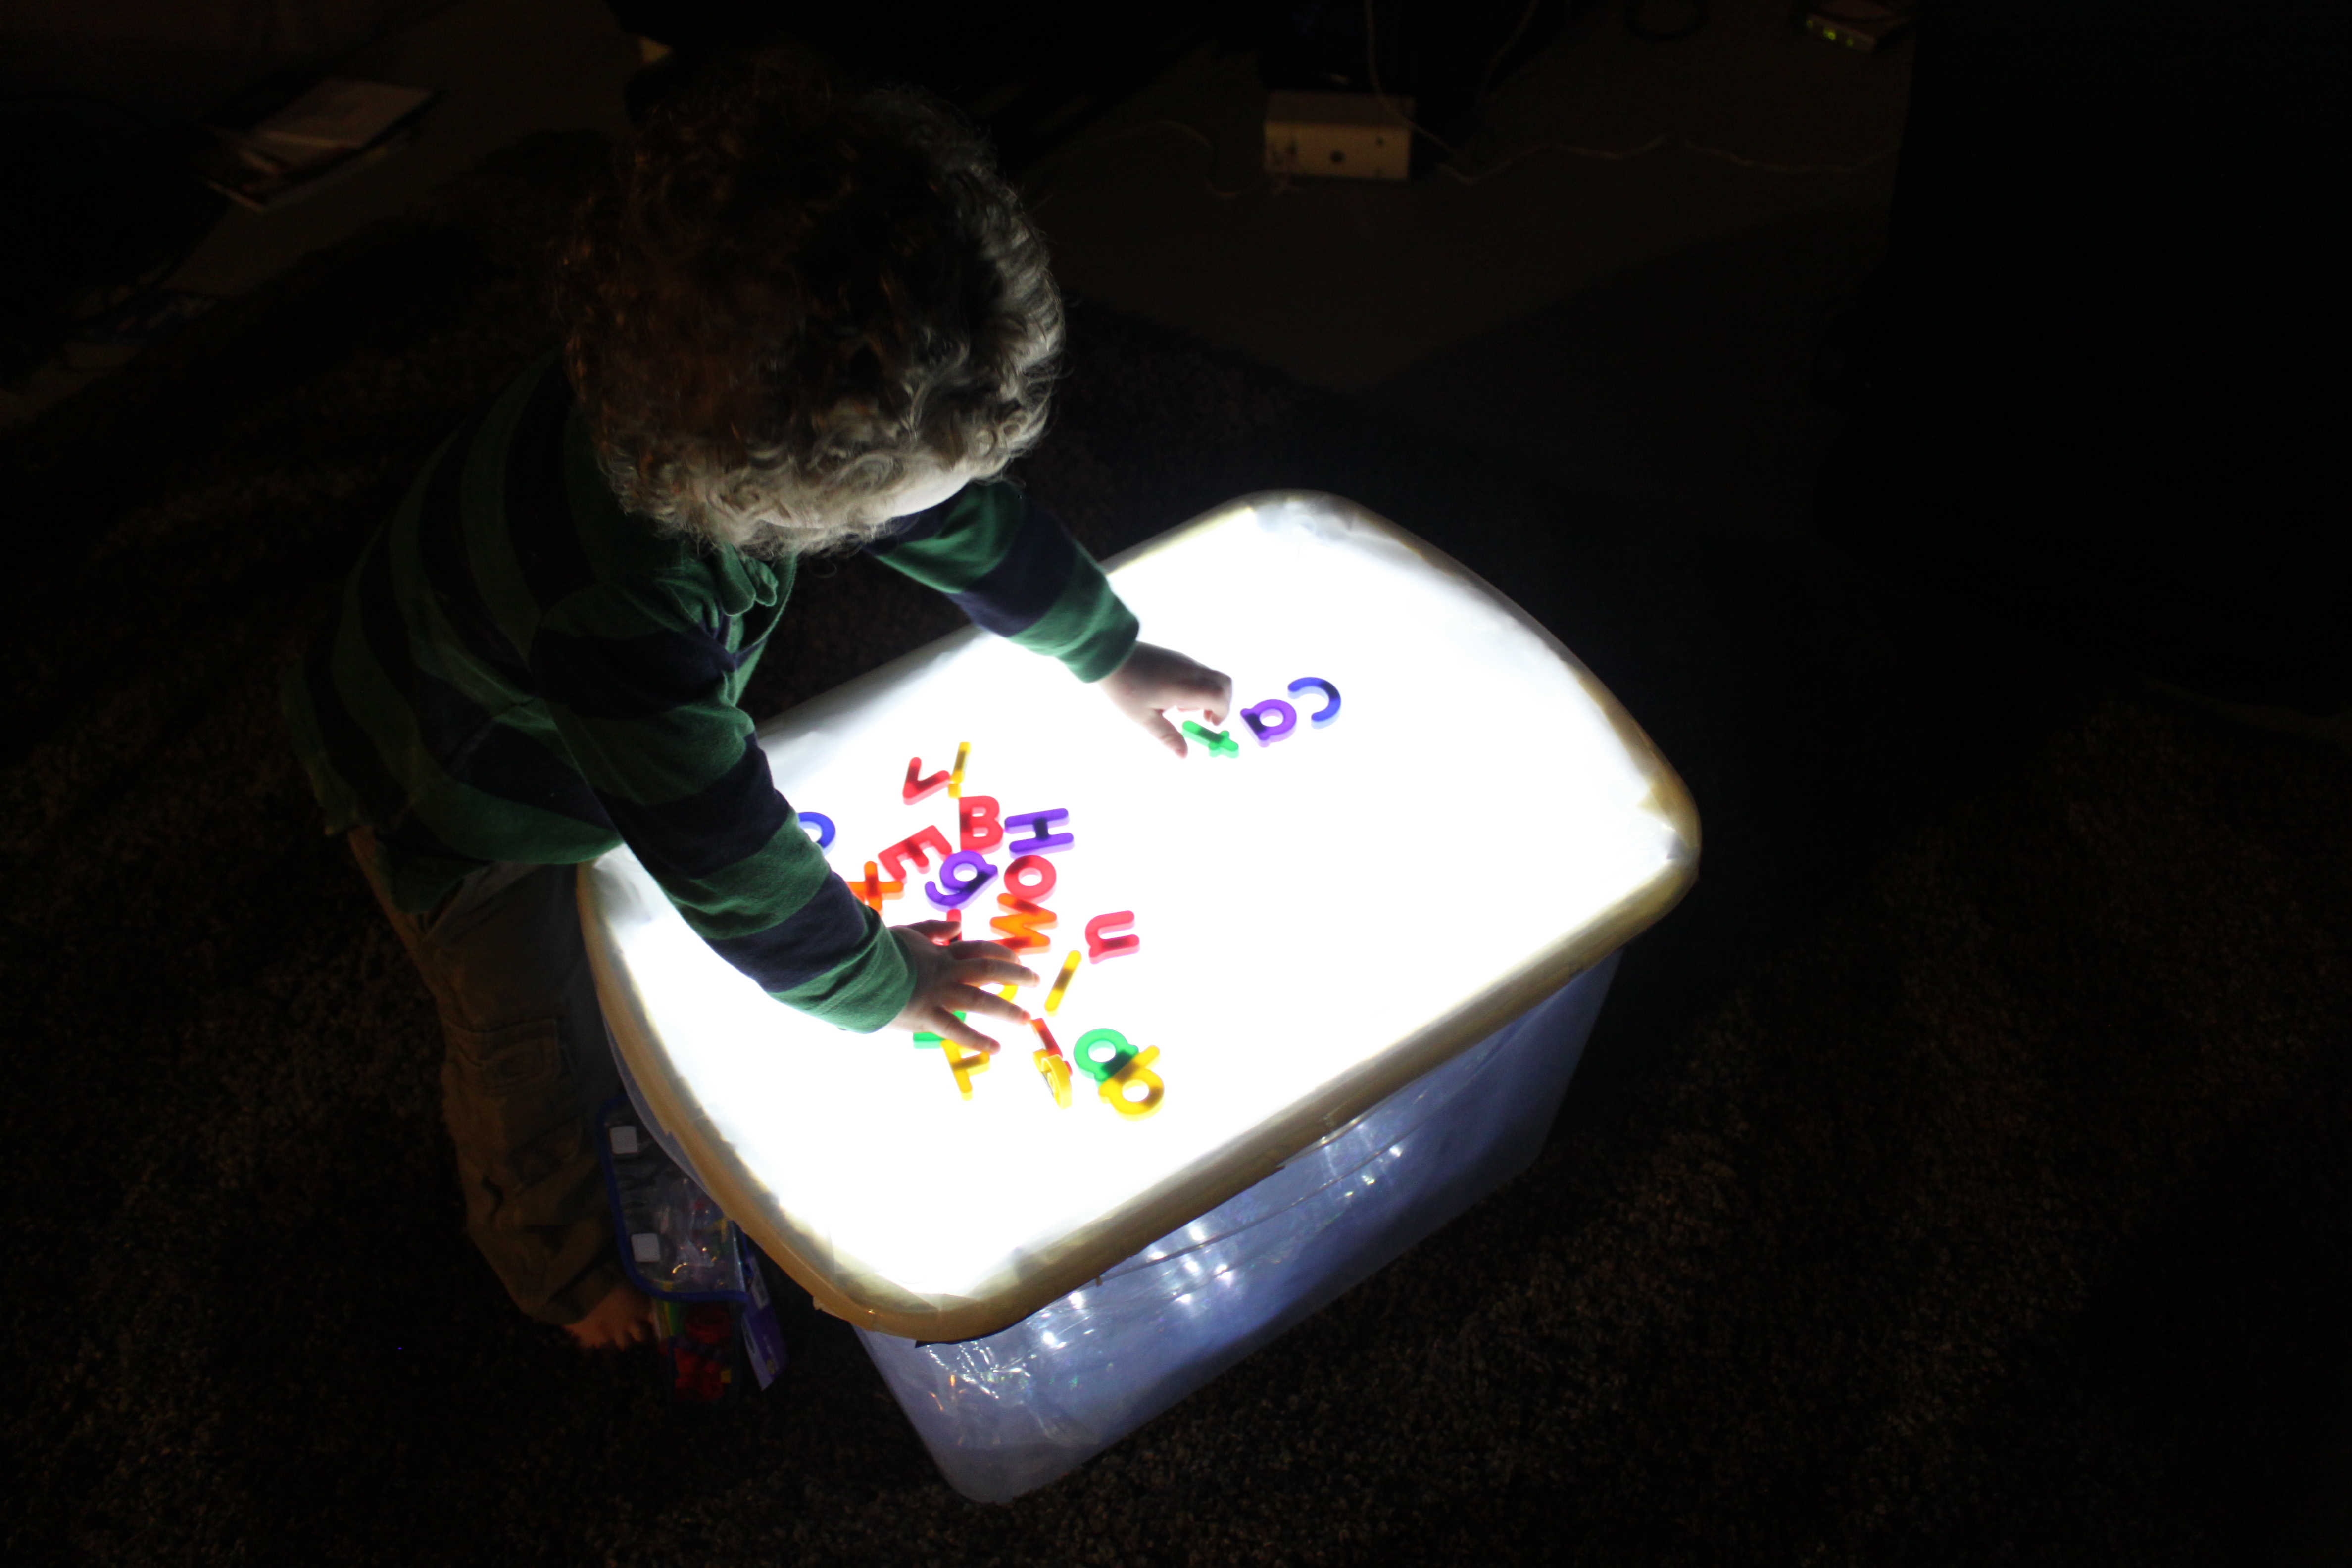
<box><xmin>959</xmin><ymin>794</ymin><xmax>1004</xmax><ymax>852</ymax></box>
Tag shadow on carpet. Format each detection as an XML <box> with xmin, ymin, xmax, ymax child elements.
<box><xmin>3</xmin><ymin>135</ymin><xmax>2347</xmax><ymax>1567</ymax></box>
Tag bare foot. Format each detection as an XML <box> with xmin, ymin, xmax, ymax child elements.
<box><xmin>564</xmin><ymin>1277</ymin><xmax>657</xmax><ymax>1351</ymax></box>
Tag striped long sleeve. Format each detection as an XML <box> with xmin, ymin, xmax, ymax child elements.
<box><xmin>528</xmin><ymin>571</ymin><xmax>911</xmax><ymax>1027</ymax></box>
<box><xmin>866</xmin><ymin>485</ymin><xmax>1138</xmax><ymax>681</ymax></box>
<box><xmin>284</xmin><ymin>352</ymin><xmax>1138</xmax><ymax>1034</ymax></box>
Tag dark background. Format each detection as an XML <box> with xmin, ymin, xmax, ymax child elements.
<box><xmin>2</xmin><ymin>2</ymin><xmax>2346</xmax><ymax>1562</ymax></box>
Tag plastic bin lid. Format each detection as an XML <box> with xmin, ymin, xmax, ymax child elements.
<box><xmin>581</xmin><ymin>492</ymin><xmax>1699</xmax><ymax>1341</ymax></box>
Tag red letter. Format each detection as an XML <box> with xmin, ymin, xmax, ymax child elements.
<box><xmin>1003</xmin><ymin>853</ymin><xmax>1057</xmax><ymax>901</ymax></box>
<box><xmin>1085</xmin><ymin>911</ymin><xmax>1140</xmax><ymax>963</ymax></box>
<box><xmin>878</xmin><ymin>826</ymin><xmax>953</xmax><ymax>882</ymax></box>
<box><xmin>958</xmin><ymin>794</ymin><xmax>1003</xmax><ymax>852</ymax></box>
<box><xmin>1028</xmin><ymin>1015</ymin><xmax>1062</xmax><ymax>1057</ymax></box>
<box><xmin>904</xmin><ymin>756</ymin><xmax>952</xmax><ymax>804</ymax></box>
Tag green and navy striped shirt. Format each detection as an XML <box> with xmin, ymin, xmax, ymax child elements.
<box><xmin>285</xmin><ymin>354</ymin><xmax>1138</xmax><ymax>1031</ymax></box>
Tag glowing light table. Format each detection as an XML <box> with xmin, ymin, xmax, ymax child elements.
<box><xmin>581</xmin><ymin>491</ymin><xmax>1698</xmax><ymax>1498</ymax></box>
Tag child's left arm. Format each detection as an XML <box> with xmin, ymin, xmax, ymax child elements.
<box><xmin>865</xmin><ymin>485</ymin><xmax>1230</xmax><ymax>754</ymax></box>
<box><xmin>864</xmin><ymin>483</ymin><xmax>1137</xmax><ymax>680</ymax></box>
<box><xmin>1097</xmin><ymin>641</ymin><xmax>1232</xmax><ymax>759</ymax></box>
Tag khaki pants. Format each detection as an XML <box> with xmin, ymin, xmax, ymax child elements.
<box><xmin>351</xmin><ymin>829</ymin><xmax>624</xmax><ymax>1325</ymax></box>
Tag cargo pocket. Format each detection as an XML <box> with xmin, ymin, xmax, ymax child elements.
<box><xmin>440</xmin><ymin>1015</ymin><xmax>608</xmax><ymax>1315</ymax></box>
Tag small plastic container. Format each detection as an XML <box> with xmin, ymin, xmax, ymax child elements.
<box><xmin>598</xmin><ymin>1096</ymin><xmax>787</xmax><ymax>1408</ymax></box>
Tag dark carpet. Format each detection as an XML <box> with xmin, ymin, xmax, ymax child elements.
<box><xmin>4</xmin><ymin>134</ymin><xmax>2348</xmax><ymax>1567</ymax></box>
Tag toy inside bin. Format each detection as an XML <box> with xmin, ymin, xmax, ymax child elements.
<box><xmin>598</xmin><ymin>1097</ymin><xmax>787</xmax><ymax>1407</ymax></box>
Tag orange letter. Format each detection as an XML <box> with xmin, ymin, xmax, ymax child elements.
<box><xmin>849</xmin><ymin>861</ymin><xmax>903</xmax><ymax>914</ymax></box>
<box><xmin>989</xmin><ymin>895</ymin><xmax>1058</xmax><ymax>951</ymax></box>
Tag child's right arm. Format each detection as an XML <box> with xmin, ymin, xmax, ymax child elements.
<box><xmin>531</xmin><ymin>573</ymin><xmax>1027</xmax><ymax>1040</ymax></box>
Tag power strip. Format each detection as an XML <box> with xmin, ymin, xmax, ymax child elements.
<box><xmin>1264</xmin><ymin>90</ymin><xmax>1413</xmax><ymax>182</ymax></box>
<box><xmin>1802</xmin><ymin>0</ymin><xmax>1912</xmax><ymax>55</ymax></box>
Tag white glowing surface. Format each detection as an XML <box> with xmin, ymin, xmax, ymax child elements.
<box><xmin>583</xmin><ymin>492</ymin><xmax>1696</xmax><ymax>1334</ymax></box>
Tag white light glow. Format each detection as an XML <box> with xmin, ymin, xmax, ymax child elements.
<box><xmin>583</xmin><ymin>492</ymin><xmax>1697</xmax><ymax>1339</ymax></box>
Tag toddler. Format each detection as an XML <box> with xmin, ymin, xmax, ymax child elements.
<box><xmin>285</xmin><ymin>49</ymin><xmax>1229</xmax><ymax>1348</ymax></box>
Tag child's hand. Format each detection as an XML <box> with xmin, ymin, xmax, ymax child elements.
<box><xmin>888</xmin><ymin>921</ymin><xmax>1036</xmax><ymax>1052</ymax></box>
<box><xmin>1100</xmin><ymin>642</ymin><xmax>1233</xmax><ymax>759</ymax></box>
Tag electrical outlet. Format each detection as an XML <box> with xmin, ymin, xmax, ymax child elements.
<box><xmin>1264</xmin><ymin>90</ymin><xmax>1413</xmax><ymax>182</ymax></box>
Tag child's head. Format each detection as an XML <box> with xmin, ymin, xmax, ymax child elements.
<box><xmin>555</xmin><ymin>49</ymin><xmax>1061</xmax><ymax>557</ymax></box>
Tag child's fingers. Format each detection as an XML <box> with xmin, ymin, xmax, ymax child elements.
<box><xmin>952</xmin><ymin>956</ymin><xmax>1038</xmax><ymax>990</ymax></box>
<box><xmin>1132</xmin><ymin>706</ymin><xmax>1189</xmax><ymax>759</ymax></box>
<box><xmin>1151</xmin><ymin>660</ymin><xmax>1232</xmax><ymax>726</ymax></box>
<box><xmin>953</xmin><ymin>986</ymin><xmax>1031</xmax><ymax>1028</ymax></box>
<box><xmin>943</xmin><ymin>938</ymin><xmax>1021</xmax><ymax>966</ymax></box>
<box><xmin>904</xmin><ymin>919</ymin><xmax>960</xmax><ymax>944</ymax></box>
<box><xmin>1188</xmin><ymin>668</ymin><xmax>1234</xmax><ymax>727</ymax></box>
<box><xmin>931</xmin><ymin>1007</ymin><xmax>1005</xmax><ymax>1055</ymax></box>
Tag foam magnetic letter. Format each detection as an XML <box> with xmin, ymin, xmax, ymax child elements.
<box><xmin>924</xmin><ymin>850</ymin><xmax>998</xmax><ymax>910</ymax></box>
<box><xmin>1287</xmin><ymin>677</ymin><xmax>1341</xmax><ymax>727</ymax></box>
<box><xmin>1085</xmin><ymin>911</ymin><xmax>1140</xmax><ymax>963</ymax></box>
<box><xmin>1003</xmin><ymin>854</ymin><xmax>1058</xmax><ymax>902</ymax></box>
<box><xmin>1045</xmin><ymin>949</ymin><xmax>1082</xmax><ymax>1014</ymax></box>
<box><xmin>1181</xmin><ymin>721</ymin><xmax>1240</xmax><ymax>758</ymax></box>
<box><xmin>1003</xmin><ymin>807</ymin><xmax>1074</xmax><ymax>854</ymax></box>
<box><xmin>943</xmin><ymin>1039</ymin><xmax>990</xmax><ymax>1100</ymax></box>
<box><xmin>878</xmin><ymin>826</ymin><xmax>953</xmax><ymax>882</ymax></box>
<box><xmin>958</xmin><ymin>795</ymin><xmax>1004</xmax><ymax>853</ymax></box>
<box><xmin>1101</xmin><ymin>1046</ymin><xmax>1165</xmax><ymax>1120</ymax></box>
<box><xmin>903</xmin><ymin>756</ymin><xmax>952</xmax><ymax>804</ymax></box>
<box><xmin>1033</xmin><ymin>1047</ymin><xmax>1072</xmax><ymax>1108</ymax></box>
<box><xmin>1072</xmin><ymin>1027</ymin><xmax>1139</xmax><ymax>1084</ymax></box>
<box><xmin>990</xmin><ymin>896</ymin><xmax>1057</xmax><ymax>951</ymax></box>
<box><xmin>796</xmin><ymin>811</ymin><xmax>836</xmax><ymax>849</ymax></box>
<box><xmin>1239</xmin><ymin>700</ymin><xmax>1297</xmax><ymax>747</ymax></box>
<box><xmin>850</xmin><ymin>861</ymin><xmax>904</xmax><ymax>914</ymax></box>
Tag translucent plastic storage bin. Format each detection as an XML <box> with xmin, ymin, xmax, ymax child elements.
<box><xmin>858</xmin><ymin>951</ymin><xmax>1617</xmax><ymax>1501</ymax></box>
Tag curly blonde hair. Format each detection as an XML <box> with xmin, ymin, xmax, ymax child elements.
<box><xmin>554</xmin><ymin>50</ymin><xmax>1062</xmax><ymax>555</ymax></box>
